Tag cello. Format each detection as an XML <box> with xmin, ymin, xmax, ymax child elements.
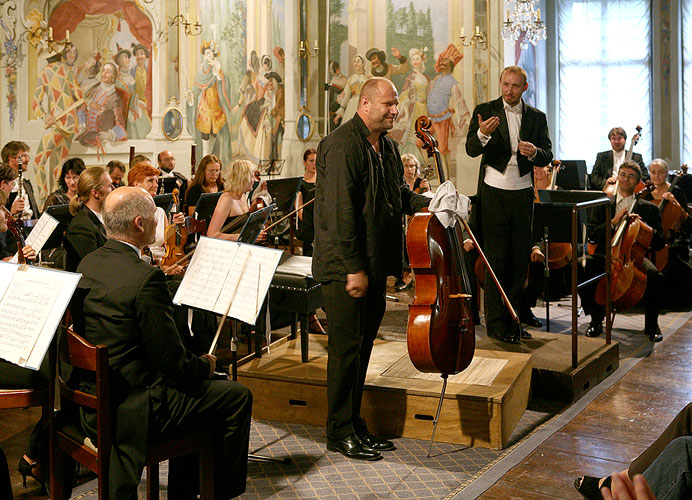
<box><xmin>595</xmin><ymin>182</ymin><xmax>654</xmax><ymax>311</ymax></box>
<box><xmin>406</xmin><ymin>116</ymin><xmax>521</xmax><ymax>454</ymax></box>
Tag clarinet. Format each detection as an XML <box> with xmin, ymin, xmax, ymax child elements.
<box><xmin>16</xmin><ymin>157</ymin><xmax>32</xmax><ymax>221</ymax></box>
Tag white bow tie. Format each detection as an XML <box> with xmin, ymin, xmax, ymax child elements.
<box><xmin>505</xmin><ymin>105</ymin><xmax>521</xmax><ymax>114</ymax></box>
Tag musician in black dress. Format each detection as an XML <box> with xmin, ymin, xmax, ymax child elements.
<box><xmin>579</xmin><ymin>161</ymin><xmax>665</xmax><ymax>342</ymax></box>
<box><xmin>43</xmin><ymin>158</ymin><xmax>85</xmax><ymax>211</ymax></box>
<box><xmin>296</xmin><ymin>148</ymin><xmax>317</xmax><ymax>256</ymax></box>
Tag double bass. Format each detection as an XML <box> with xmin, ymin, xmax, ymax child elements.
<box><xmin>603</xmin><ymin>125</ymin><xmax>644</xmax><ymax>197</ymax></box>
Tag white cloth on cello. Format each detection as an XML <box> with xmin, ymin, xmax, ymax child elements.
<box><xmin>427</xmin><ymin>180</ymin><xmax>471</xmax><ymax>229</ymax></box>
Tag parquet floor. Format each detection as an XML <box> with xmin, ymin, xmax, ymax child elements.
<box><xmin>476</xmin><ymin>316</ymin><xmax>692</xmax><ymax>500</ymax></box>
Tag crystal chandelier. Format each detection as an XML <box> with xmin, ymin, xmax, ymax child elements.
<box><xmin>501</xmin><ymin>0</ymin><xmax>547</xmax><ymax>49</ymax></box>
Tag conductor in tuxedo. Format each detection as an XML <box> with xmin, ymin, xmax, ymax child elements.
<box><xmin>590</xmin><ymin>126</ymin><xmax>647</xmax><ymax>191</ymax></box>
<box><xmin>465</xmin><ymin>66</ymin><xmax>553</xmax><ymax>343</ymax></box>
<box><xmin>71</xmin><ymin>186</ymin><xmax>252</xmax><ymax>499</ymax></box>
<box><xmin>64</xmin><ymin>166</ymin><xmax>111</xmax><ymax>272</ymax></box>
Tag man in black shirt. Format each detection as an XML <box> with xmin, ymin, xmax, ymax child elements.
<box><xmin>313</xmin><ymin>78</ymin><xmax>430</xmax><ymax>461</ymax></box>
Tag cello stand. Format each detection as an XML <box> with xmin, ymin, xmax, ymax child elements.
<box><xmin>427</xmin><ymin>374</ymin><xmax>448</xmax><ymax>457</ymax></box>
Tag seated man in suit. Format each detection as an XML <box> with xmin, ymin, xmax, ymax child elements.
<box><xmin>64</xmin><ymin>166</ymin><xmax>111</xmax><ymax>271</ymax></box>
<box><xmin>591</xmin><ymin>127</ymin><xmax>647</xmax><ymax>191</ymax></box>
<box><xmin>157</xmin><ymin>150</ymin><xmax>188</xmax><ymax>195</ymax></box>
<box><xmin>578</xmin><ymin>160</ymin><xmax>665</xmax><ymax>342</ymax></box>
<box><xmin>72</xmin><ymin>186</ymin><xmax>252</xmax><ymax>500</ymax></box>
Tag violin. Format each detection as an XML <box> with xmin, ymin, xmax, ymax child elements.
<box><xmin>595</xmin><ymin>181</ymin><xmax>654</xmax><ymax>311</ymax></box>
<box><xmin>406</xmin><ymin>116</ymin><xmax>475</xmax><ymax>376</ymax></box>
<box><xmin>651</xmin><ymin>164</ymin><xmax>689</xmax><ymax>273</ymax></box>
<box><xmin>250</xmin><ymin>169</ymin><xmax>267</xmax><ymax>211</ymax></box>
<box><xmin>2</xmin><ymin>206</ymin><xmax>30</xmax><ymax>264</ymax></box>
<box><xmin>161</xmin><ymin>189</ymin><xmax>188</xmax><ymax>270</ymax></box>
<box><xmin>604</xmin><ymin>125</ymin><xmax>644</xmax><ymax>197</ymax></box>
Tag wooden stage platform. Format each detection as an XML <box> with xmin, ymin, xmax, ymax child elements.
<box><xmin>238</xmin><ymin>334</ymin><xmax>532</xmax><ymax>450</ymax></box>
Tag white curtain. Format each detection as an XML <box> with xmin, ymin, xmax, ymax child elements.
<box><xmin>557</xmin><ymin>0</ymin><xmax>652</xmax><ymax>172</ymax></box>
<box><xmin>683</xmin><ymin>0</ymin><xmax>692</xmax><ymax>164</ymax></box>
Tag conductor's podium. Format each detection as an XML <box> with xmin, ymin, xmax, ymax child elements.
<box><xmin>268</xmin><ymin>255</ymin><xmax>322</xmax><ymax>363</ymax></box>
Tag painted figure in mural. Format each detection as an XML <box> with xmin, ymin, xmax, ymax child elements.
<box><xmin>76</xmin><ymin>62</ymin><xmax>128</xmax><ymax>150</ymax></box>
<box><xmin>76</xmin><ymin>53</ymin><xmax>102</xmax><ymax>95</ymax></box>
<box><xmin>266</xmin><ymin>72</ymin><xmax>285</xmax><ymax>161</ymax></box>
<box><xmin>365</xmin><ymin>47</ymin><xmax>409</xmax><ymax>80</ymax></box>
<box><xmin>233</xmin><ymin>51</ymin><xmax>259</xmax><ymax>115</ymax></box>
<box><xmin>390</xmin><ymin>48</ymin><xmax>430</xmax><ymax>163</ymax></box>
<box><xmin>327</xmin><ymin>60</ymin><xmax>347</xmax><ymax>132</ymax></box>
<box><xmin>238</xmin><ymin>55</ymin><xmax>273</xmax><ymax>162</ymax></box>
<box><xmin>186</xmin><ymin>40</ymin><xmax>233</xmax><ymax>165</ymax></box>
<box><xmin>334</xmin><ymin>54</ymin><xmax>367</xmax><ymax>125</ymax></box>
<box><xmin>129</xmin><ymin>44</ymin><xmax>152</xmax><ymax>139</ymax></box>
<box><xmin>32</xmin><ymin>44</ymin><xmax>85</xmax><ymax>201</ymax></box>
<box><xmin>426</xmin><ymin>44</ymin><xmax>471</xmax><ymax>156</ymax></box>
<box><xmin>273</xmin><ymin>46</ymin><xmax>285</xmax><ymax>81</ymax></box>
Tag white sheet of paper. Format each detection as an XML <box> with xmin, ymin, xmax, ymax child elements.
<box><xmin>10</xmin><ymin>212</ymin><xmax>59</xmax><ymax>263</ymax></box>
<box><xmin>0</xmin><ymin>262</ymin><xmax>81</xmax><ymax>369</ymax></box>
<box><xmin>173</xmin><ymin>237</ymin><xmax>282</xmax><ymax>325</ymax></box>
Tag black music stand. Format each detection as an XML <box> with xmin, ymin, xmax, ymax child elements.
<box><xmin>266</xmin><ymin>177</ymin><xmax>302</xmax><ymax>246</ymax></box>
<box><xmin>238</xmin><ymin>205</ymin><xmax>275</xmax><ymax>244</ymax></box>
<box><xmin>153</xmin><ymin>193</ymin><xmax>174</xmax><ymax>215</ymax></box>
<box><xmin>158</xmin><ymin>177</ymin><xmax>179</xmax><ymax>194</ymax></box>
<box><xmin>556</xmin><ymin>160</ymin><xmax>588</xmax><ymax>190</ymax></box>
<box><xmin>43</xmin><ymin>204</ymin><xmax>73</xmax><ymax>250</ymax></box>
<box><xmin>193</xmin><ymin>192</ymin><xmax>223</xmax><ymax>222</ymax></box>
<box><xmin>258</xmin><ymin>159</ymin><xmax>285</xmax><ymax>177</ymax></box>
<box><xmin>533</xmin><ymin>190</ymin><xmax>606</xmax><ymax>330</ymax></box>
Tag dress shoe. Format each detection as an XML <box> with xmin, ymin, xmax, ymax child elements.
<box><xmin>520</xmin><ymin>310</ymin><xmax>542</xmax><ymax>328</ymax></box>
<box><xmin>395</xmin><ymin>278</ymin><xmax>413</xmax><ymax>291</ymax></box>
<box><xmin>646</xmin><ymin>326</ymin><xmax>663</xmax><ymax>343</ymax></box>
<box><xmin>327</xmin><ymin>434</ymin><xmax>382</xmax><ymax>461</ymax></box>
<box><xmin>357</xmin><ymin>430</ymin><xmax>396</xmax><ymax>451</ymax></box>
<box><xmin>309</xmin><ymin>317</ymin><xmax>326</xmax><ymax>334</ymax></box>
<box><xmin>488</xmin><ymin>331</ymin><xmax>521</xmax><ymax>344</ymax></box>
<box><xmin>520</xmin><ymin>327</ymin><xmax>532</xmax><ymax>339</ymax></box>
<box><xmin>585</xmin><ymin>321</ymin><xmax>603</xmax><ymax>338</ymax></box>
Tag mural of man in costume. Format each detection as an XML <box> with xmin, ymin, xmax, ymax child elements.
<box><xmin>426</xmin><ymin>44</ymin><xmax>471</xmax><ymax>156</ymax></box>
<box><xmin>129</xmin><ymin>43</ymin><xmax>152</xmax><ymax>139</ymax></box>
<box><xmin>266</xmin><ymin>72</ymin><xmax>284</xmax><ymax>161</ymax></box>
<box><xmin>32</xmin><ymin>44</ymin><xmax>85</xmax><ymax>201</ymax></box>
<box><xmin>366</xmin><ymin>47</ymin><xmax>409</xmax><ymax>80</ymax></box>
<box><xmin>327</xmin><ymin>60</ymin><xmax>347</xmax><ymax>132</ymax></box>
<box><xmin>186</xmin><ymin>39</ymin><xmax>233</xmax><ymax>165</ymax></box>
<box><xmin>76</xmin><ymin>62</ymin><xmax>128</xmax><ymax>150</ymax></box>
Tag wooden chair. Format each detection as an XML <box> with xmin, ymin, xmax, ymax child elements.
<box><xmin>51</xmin><ymin>329</ymin><xmax>214</xmax><ymax>500</ymax></box>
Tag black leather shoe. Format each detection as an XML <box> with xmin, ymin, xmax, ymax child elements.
<box><xmin>520</xmin><ymin>327</ymin><xmax>532</xmax><ymax>339</ymax></box>
<box><xmin>488</xmin><ymin>331</ymin><xmax>521</xmax><ymax>344</ymax></box>
<box><xmin>646</xmin><ymin>326</ymin><xmax>663</xmax><ymax>343</ymax></box>
<box><xmin>395</xmin><ymin>278</ymin><xmax>413</xmax><ymax>291</ymax></box>
<box><xmin>585</xmin><ymin>321</ymin><xmax>603</xmax><ymax>338</ymax></box>
<box><xmin>521</xmin><ymin>311</ymin><xmax>542</xmax><ymax>328</ymax></box>
<box><xmin>327</xmin><ymin>434</ymin><xmax>382</xmax><ymax>461</ymax></box>
<box><xmin>357</xmin><ymin>430</ymin><xmax>396</xmax><ymax>451</ymax></box>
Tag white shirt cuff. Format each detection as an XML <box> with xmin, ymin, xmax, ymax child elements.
<box><xmin>477</xmin><ymin>128</ymin><xmax>491</xmax><ymax>146</ymax></box>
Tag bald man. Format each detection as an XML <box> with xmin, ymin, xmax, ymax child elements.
<box><xmin>313</xmin><ymin>78</ymin><xmax>430</xmax><ymax>461</ymax></box>
<box><xmin>157</xmin><ymin>150</ymin><xmax>188</xmax><ymax>194</ymax></box>
<box><xmin>70</xmin><ymin>187</ymin><xmax>252</xmax><ymax>500</ymax></box>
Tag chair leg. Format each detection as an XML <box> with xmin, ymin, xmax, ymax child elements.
<box><xmin>289</xmin><ymin>312</ymin><xmax>298</xmax><ymax>340</ymax></box>
<box><xmin>300</xmin><ymin>313</ymin><xmax>309</xmax><ymax>363</ymax></box>
<box><xmin>199</xmin><ymin>446</ymin><xmax>214</xmax><ymax>500</ymax></box>
<box><xmin>146</xmin><ymin>464</ymin><xmax>159</xmax><ymax>500</ymax></box>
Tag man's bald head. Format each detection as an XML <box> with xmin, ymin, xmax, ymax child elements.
<box><xmin>103</xmin><ymin>186</ymin><xmax>156</xmax><ymax>243</ymax></box>
<box><xmin>356</xmin><ymin>77</ymin><xmax>399</xmax><ymax>135</ymax></box>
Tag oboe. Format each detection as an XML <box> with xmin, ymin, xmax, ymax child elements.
<box><xmin>16</xmin><ymin>157</ymin><xmax>33</xmax><ymax>221</ymax></box>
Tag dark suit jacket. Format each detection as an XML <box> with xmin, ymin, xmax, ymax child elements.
<box><xmin>590</xmin><ymin>150</ymin><xmax>647</xmax><ymax>190</ymax></box>
<box><xmin>71</xmin><ymin>240</ymin><xmax>211</xmax><ymax>489</ymax></box>
<box><xmin>465</xmin><ymin>97</ymin><xmax>553</xmax><ymax>241</ymax></box>
<box><xmin>64</xmin><ymin>207</ymin><xmax>107</xmax><ymax>272</ymax></box>
<box><xmin>587</xmin><ymin>196</ymin><xmax>664</xmax><ymax>252</ymax></box>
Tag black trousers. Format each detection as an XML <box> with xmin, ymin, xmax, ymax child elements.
<box><xmin>321</xmin><ymin>279</ymin><xmax>386</xmax><ymax>441</ymax></box>
<box><xmin>107</xmin><ymin>379</ymin><xmax>252</xmax><ymax>500</ymax></box>
<box><xmin>480</xmin><ymin>184</ymin><xmax>534</xmax><ymax>336</ymax></box>
<box><xmin>578</xmin><ymin>254</ymin><xmax>662</xmax><ymax>328</ymax></box>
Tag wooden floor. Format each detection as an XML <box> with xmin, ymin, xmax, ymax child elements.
<box><xmin>477</xmin><ymin>316</ymin><xmax>692</xmax><ymax>500</ymax></box>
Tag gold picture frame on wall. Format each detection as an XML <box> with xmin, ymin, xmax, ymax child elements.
<box><xmin>296</xmin><ymin>110</ymin><xmax>315</xmax><ymax>142</ymax></box>
<box><xmin>162</xmin><ymin>107</ymin><xmax>183</xmax><ymax>141</ymax></box>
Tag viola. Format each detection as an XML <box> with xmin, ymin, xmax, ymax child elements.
<box><xmin>595</xmin><ymin>181</ymin><xmax>654</xmax><ymax>311</ymax></box>
<box><xmin>161</xmin><ymin>189</ymin><xmax>188</xmax><ymax>270</ymax></box>
<box><xmin>2</xmin><ymin>206</ymin><xmax>30</xmax><ymax>264</ymax></box>
<box><xmin>651</xmin><ymin>165</ymin><xmax>689</xmax><ymax>273</ymax></box>
<box><xmin>405</xmin><ymin>117</ymin><xmax>475</xmax><ymax>375</ymax></box>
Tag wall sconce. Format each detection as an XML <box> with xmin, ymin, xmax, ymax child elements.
<box><xmin>459</xmin><ymin>25</ymin><xmax>487</xmax><ymax>50</ymax></box>
<box><xmin>299</xmin><ymin>40</ymin><xmax>318</xmax><ymax>59</ymax></box>
<box><xmin>168</xmin><ymin>15</ymin><xmax>202</xmax><ymax>36</ymax></box>
<box><xmin>30</xmin><ymin>26</ymin><xmax>73</xmax><ymax>54</ymax></box>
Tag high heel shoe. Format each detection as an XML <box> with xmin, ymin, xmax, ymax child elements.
<box><xmin>18</xmin><ymin>455</ymin><xmax>44</xmax><ymax>490</ymax></box>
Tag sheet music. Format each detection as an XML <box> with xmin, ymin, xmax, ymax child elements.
<box><xmin>173</xmin><ymin>237</ymin><xmax>282</xmax><ymax>325</ymax></box>
<box><xmin>10</xmin><ymin>212</ymin><xmax>59</xmax><ymax>263</ymax></box>
<box><xmin>0</xmin><ymin>263</ymin><xmax>81</xmax><ymax>369</ymax></box>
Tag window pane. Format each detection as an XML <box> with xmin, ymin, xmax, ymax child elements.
<box><xmin>683</xmin><ymin>0</ymin><xmax>692</xmax><ymax>163</ymax></box>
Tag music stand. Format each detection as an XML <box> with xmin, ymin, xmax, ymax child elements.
<box><xmin>533</xmin><ymin>190</ymin><xmax>607</xmax><ymax>330</ymax></box>
<box><xmin>158</xmin><ymin>177</ymin><xmax>179</xmax><ymax>194</ymax></box>
<box><xmin>265</xmin><ymin>177</ymin><xmax>302</xmax><ymax>246</ymax></box>
<box><xmin>43</xmin><ymin>204</ymin><xmax>74</xmax><ymax>250</ymax></box>
<box><xmin>238</xmin><ymin>205</ymin><xmax>275</xmax><ymax>244</ymax></box>
<box><xmin>258</xmin><ymin>159</ymin><xmax>285</xmax><ymax>177</ymax></box>
<box><xmin>556</xmin><ymin>160</ymin><xmax>588</xmax><ymax>190</ymax></box>
<box><xmin>153</xmin><ymin>193</ymin><xmax>174</xmax><ymax>215</ymax></box>
<box><xmin>193</xmin><ymin>192</ymin><xmax>223</xmax><ymax>223</ymax></box>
